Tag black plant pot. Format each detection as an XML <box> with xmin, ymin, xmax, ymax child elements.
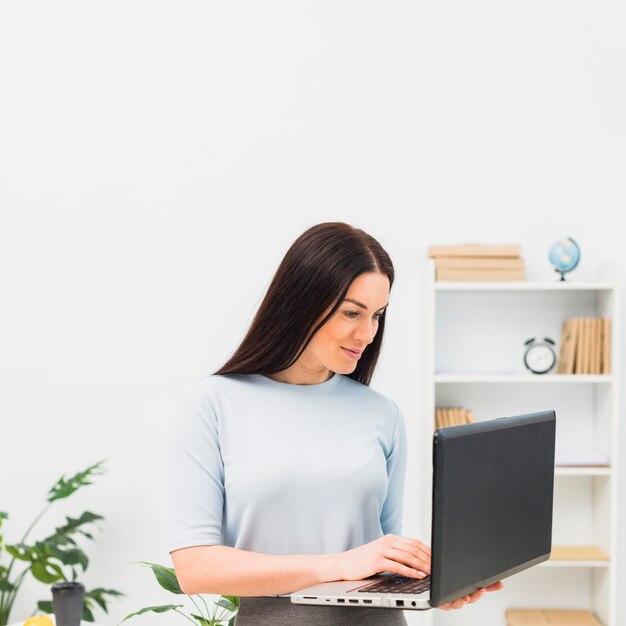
<box><xmin>51</xmin><ymin>581</ymin><xmax>85</xmax><ymax>626</ymax></box>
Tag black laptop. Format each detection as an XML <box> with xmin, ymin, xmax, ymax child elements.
<box><xmin>290</xmin><ymin>410</ymin><xmax>556</xmax><ymax>609</ymax></box>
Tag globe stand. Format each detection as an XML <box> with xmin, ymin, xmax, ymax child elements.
<box><xmin>555</xmin><ymin>268</ymin><xmax>567</xmax><ymax>282</ymax></box>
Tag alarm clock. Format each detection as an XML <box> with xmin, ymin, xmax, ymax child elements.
<box><xmin>523</xmin><ymin>337</ymin><xmax>557</xmax><ymax>374</ymax></box>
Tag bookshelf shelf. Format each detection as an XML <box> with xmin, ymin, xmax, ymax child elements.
<box><xmin>435</xmin><ymin>281</ymin><xmax>614</xmax><ymax>292</ymax></box>
<box><xmin>555</xmin><ymin>467</ymin><xmax>611</xmax><ymax>477</ymax></box>
<box><xmin>434</xmin><ymin>374</ymin><xmax>613</xmax><ymax>383</ymax></box>
<box><xmin>424</xmin><ymin>258</ymin><xmax>619</xmax><ymax>626</ymax></box>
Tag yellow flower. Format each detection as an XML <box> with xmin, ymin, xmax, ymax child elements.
<box><xmin>23</xmin><ymin>616</ymin><xmax>54</xmax><ymax>626</ymax></box>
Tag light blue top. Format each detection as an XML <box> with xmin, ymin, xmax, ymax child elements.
<box><xmin>167</xmin><ymin>371</ymin><xmax>407</xmax><ymax>563</ymax></box>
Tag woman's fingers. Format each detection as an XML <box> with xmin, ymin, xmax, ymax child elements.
<box><xmin>485</xmin><ymin>581</ymin><xmax>504</xmax><ymax>592</ymax></box>
<box><xmin>441</xmin><ymin>596</ymin><xmax>471</xmax><ymax>610</ymax></box>
<box><xmin>391</xmin><ymin>538</ymin><xmax>432</xmax><ymax>573</ymax></box>
<box><xmin>382</xmin><ymin>558</ymin><xmax>428</xmax><ymax>579</ymax></box>
<box><xmin>394</xmin><ymin>540</ymin><xmax>431</xmax><ymax>564</ymax></box>
<box><xmin>467</xmin><ymin>588</ymin><xmax>486</xmax><ymax>603</ymax></box>
<box><xmin>396</xmin><ymin>536</ymin><xmax>432</xmax><ymax>556</ymax></box>
<box><xmin>386</xmin><ymin>547</ymin><xmax>430</xmax><ymax>575</ymax></box>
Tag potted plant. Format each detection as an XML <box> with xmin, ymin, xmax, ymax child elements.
<box><xmin>120</xmin><ymin>562</ymin><xmax>238</xmax><ymax>625</ymax></box>
<box><xmin>0</xmin><ymin>460</ymin><xmax>123</xmax><ymax>624</ymax></box>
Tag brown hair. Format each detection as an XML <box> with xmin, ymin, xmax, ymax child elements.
<box><xmin>213</xmin><ymin>221</ymin><xmax>395</xmax><ymax>386</ymax></box>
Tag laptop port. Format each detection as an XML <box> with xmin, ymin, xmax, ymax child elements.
<box><xmin>396</xmin><ymin>600</ymin><xmax>404</xmax><ymax>607</ymax></box>
<box><xmin>363</xmin><ymin>599</ymin><xmax>373</xmax><ymax>604</ymax></box>
<box><xmin>349</xmin><ymin>599</ymin><xmax>359</xmax><ymax>604</ymax></box>
<box><xmin>337</xmin><ymin>599</ymin><xmax>345</xmax><ymax>603</ymax></box>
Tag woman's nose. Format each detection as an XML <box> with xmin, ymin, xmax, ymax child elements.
<box><xmin>354</xmin><ymin>319</ymin><xmax>376</xmax><ymax>344</ymax></box>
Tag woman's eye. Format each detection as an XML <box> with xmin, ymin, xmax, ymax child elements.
<box><xmin>344</xmin><ymin>311</ymin><xmax>383</xmax><ymax>320</ymax></box>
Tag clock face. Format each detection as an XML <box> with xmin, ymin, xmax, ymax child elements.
<box><xmin>525</xmin><ymin>344</ymin><xmax>556</xmax><ymax>374</ymax></box>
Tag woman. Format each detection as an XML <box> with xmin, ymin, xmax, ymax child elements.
<box><xmin>167</xmin><ymin>222</ymin><xmax>502</xmax><ymax>624</ymax></box>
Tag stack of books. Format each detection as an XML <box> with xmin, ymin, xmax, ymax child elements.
<box><xmin>428</xmin><ymin>244</ymin><xmax>526</xmax><ymax>281</ymax></box>
<box><xmin>556</xmin><ymin>317</ymin><xmax>612</xmax><ymax>375</ymax></box>
<box><xmin>435</xmin><ymin>407</ymin><xmax>474</xmax><ymax>430</ymax></box>
<box><xmin>506</xmin><ymin>608</ymin><xmax>602</xmax><ymax>626</ymax></box>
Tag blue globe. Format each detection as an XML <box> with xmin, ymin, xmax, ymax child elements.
<box><xmin>549</xmin><ymin>238</ymin><xmax>580</xmax><ymax>281</ymax></box>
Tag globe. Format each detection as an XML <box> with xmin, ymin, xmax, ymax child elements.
<box><xmin>549</xmin><ymin>238</ymin><xmax>580</xmax><ymax>281</ymax></box>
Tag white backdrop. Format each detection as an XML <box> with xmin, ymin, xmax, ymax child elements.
<box><xmin>1</xmin><ymin>2</ymin><xmax>625</xmax><ymax>625</ymax></box>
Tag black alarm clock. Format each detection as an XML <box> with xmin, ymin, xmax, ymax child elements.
<box><xmin>523</xmin><ymin>337</ymin><xmax>557</xmax><ymax>374</ymax></box>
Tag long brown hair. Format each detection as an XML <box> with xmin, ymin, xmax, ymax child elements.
<box><xmin>213</xmin><ymin>222</ymin><xmax>395</xmax><ymax>386</ymax></box>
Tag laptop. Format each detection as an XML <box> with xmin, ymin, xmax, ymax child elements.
<box><xmin>290</xmin><ymin>409</ymin><xmax>556</xmax><ymax>609</ymax></box>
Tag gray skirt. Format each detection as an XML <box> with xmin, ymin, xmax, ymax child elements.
<box><xmin>234</xmin><ymin>596</ymin><xmax>408</xmax><ymax>625</ymax></box>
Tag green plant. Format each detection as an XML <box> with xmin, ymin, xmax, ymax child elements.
<box><xmin>120</xmin><ymin>562</ymin><xmax>239</xmax><ymax>625</ymax></box>
<box><xmin>0</xmin><ymin>460</ymin><xmax>124</xmax><ymax>625</ymax></box>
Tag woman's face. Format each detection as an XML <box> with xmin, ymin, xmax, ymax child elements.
<box><xmin>304</xmin><ymin>271</ymin><xmax>390</xmax><ymax>375</ymax></box>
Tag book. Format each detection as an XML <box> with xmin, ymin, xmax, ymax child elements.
<box><xmin>574</xmin><ymin>318</ymin><xmax>584</xmax><ymax>374</ymax></box>
<box><xmin>557</xmin><ymin>318</ymin><xmax>579</xmax><ymax>374</ymax></box>
<box><xmin>506</xmin><ymin>608</ymin><xmax>603</xmax><ymax>626</ymax></box>
<box><xmin>588</xmin><ymin>318</ymin><xmax>597</xmax><ymax>374</ymax></box>
<box><xmin>429</xmin><ymin>244</ymin><xmax>521</xmax><ymax>258</ymax></box>
<box><xmin>435</xmin><ymin>407</ymin><xmax>474</xmax><ymax>430</ymax></box>
<box><xmin>436</xmin><ymin>269</ymin><xmax>526</xmax><ymax>282</ymax></box>
<box><xmin>577</xmin><ymin>318</ymin><xmax>585</xmax><ymax>374</ymax></box>
<box><xmin>569</xmin><ymin>318</ymin><xmax>580</xmax><ymax>374</ymax></box>
<box><xmin>602</xmin><ymin>318</ymin><xmax>611</xmax><ymax>374</ymax></box>
<box><xmin>435</xmin><ymin>257</ymin><xmax>525</xmax><ymax>270</ymax></box>
<box><xmin>594</xmin><ymin>317</ymin><xmax>602</xmax><ymax>374</ymax></box>
<box><xmin>435</xmin><ymin>409</ymin><xmax>445</xmax><ymax>430</ymax></box>
<box><xmin>584</xmin><ymin>317</ymin><xmax>592</xmax><ymax>374</ymax></box>
<box><xmin>556</xmin><ymin>319</ymin><xmax>577</xmax><ymax>375</ymax></box>
<box><xmin>574</xmin><ymin>318</ymin><xmax>587</xmax><ymax>374</ymax></box>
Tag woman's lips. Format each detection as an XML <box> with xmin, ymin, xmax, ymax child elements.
<box><xmin>342</xmin><ymin>347</ymin><xmax>362</xmax><ymax>359</ymax></box>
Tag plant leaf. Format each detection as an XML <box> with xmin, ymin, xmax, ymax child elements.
<box><xmin>136</xmin><ymin>562</ymin><xmax>184</xmax><ymax>594</ymax></box>
<box><xmin>191</xmin><ymin>613</ymin><xmax>213</xmax><ymax>625</ymax></box>
<box><xmin>84</xmin><ymin>587</ymin><xmax>125</xmax><ymax>613</ymax></box>
<box><xmin>88</xmin><ymin>587</ymin><xmax>125</xmax><ymax>597</ymax></box>
<box><xmin>221</xmin><ymin>595</ymin><xmax>239</xmax><ymax>608</ymax></box>
<box><xmin>119</xmin><ymin>604</ymin><xmax>184</xmax><ymax>623</ymax></box>
<box><xmin>37</xmin><ymin>600</ymin><xmax>54</xmax><ymax>613</ymax></box>
<box><xmin>31</xmin><ymin>561</ymin><xmax>65</xmax><ymax>584</ymax></box>
<box><xmin>47</xmin><ymin>545</ymin><xmax>89</xmax><ymax>570</ymax></box>
<box><xmin>31</xmin><ymin>560</ymin><xmax>64</xmax><ymax>584</ymax></box>
<box><xmin>48</xmin><ymin>512</ymin><xmax>104</xmax><ymax>541</ymax></box>
<box><xmin>215</xmin><ymin>597</ymin><xmax>238</xmax><ymax>611</ymax></box>
<box><xmin>47</xmin><ymin>460</ymin><xmax>107</xmax><ymax>503</ymax></box>
<box><xmin>0</xmin><ymin>510</ymin><xmax>7</xmax><ymax>546</ymax></box>
<box><xmin>5</xmin><ymin>543</ymin><xmax>34</xmax><ymax>561</ymax></box>
<box><xmin>82</xmin><ymin>600</ymin><xmax>95</xmax><ymax>622</ymax></box>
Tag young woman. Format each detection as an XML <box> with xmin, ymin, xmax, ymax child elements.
<box><xmin>167</xmin><ymin>222</ymin><xmax>502</xmax><ymax>625</ymax></box>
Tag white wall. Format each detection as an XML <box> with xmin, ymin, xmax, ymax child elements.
<box><xmin>1</xmin><ymin>1</ymin><xmax>624</xmax><ymax>625</ymax></box>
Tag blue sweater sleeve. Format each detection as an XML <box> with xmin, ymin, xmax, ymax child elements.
<box><xmin>379</xmin><ymin>401</ymin><xmax>408</xmax><ymax>536</ymax></box>
<box><xmin>167</xmin><ymin>382</ymin><xmax>225</xmax><ymax>551</ymax></box>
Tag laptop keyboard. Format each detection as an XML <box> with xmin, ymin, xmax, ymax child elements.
<box><xmin>356</xmin><ymin>573</ymin><xmax>431</xmax><ymax>594</ymax></box>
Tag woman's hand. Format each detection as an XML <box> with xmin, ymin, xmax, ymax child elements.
<box><xmin>333</xmin><ymin>534</ymin><xmax>431</xmax><ymax>581</ymax></box>
<box><xmin>438</xmin><ymin>581</ymin><xmax>504</xmax><ymax>610</ymax></box>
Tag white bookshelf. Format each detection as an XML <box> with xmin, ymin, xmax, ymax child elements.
<box><xmin>421</xmin><ymin>259</ymin><xmax>620</xmax><ymax>626</ymax></box>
